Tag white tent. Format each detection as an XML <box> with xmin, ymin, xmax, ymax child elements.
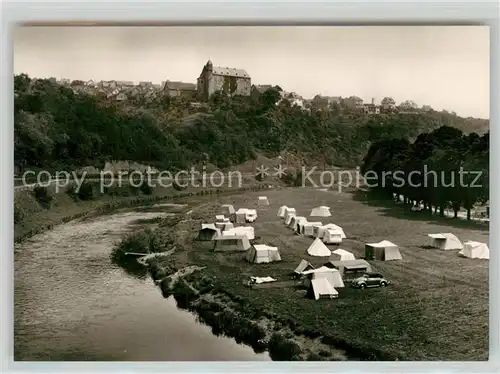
<box><xmin>223</xmin><ymin>226</ymin><xmax>255</xmax><ymax>240</ymax></box>
<box><xmin>235</xmin><ymin>209</ymin><xmax>248</xmax><ymax>224</ymax></box>
<box><xmin>331</xmin><ymin>248</ymin><xmax>355</xmax><ymax>261</ymax></box>
<box><xmin>289</xmin><ymin>216</ymin><xmax>307</xmax><ymax>231</ymax></box>
<box><xmin>302</xmin><ymin>222</ymin><xmax>323</xmax><ymax>237</ymax></box>
<box><xmin>258</xmin><ymin>196</ymin><xmax>270</xmax><ymax>206</ymax></box>
<box><xmin>310</xmin><ymin>206</ymin><xmax>331</xmax><ymax>217</ymax></box>
<box><xmin>427</xmin><ymin>233</ymin><xmax>464</xmax><ymax>250</ymax></box>
<box><xmin>307</xmin><ymin>238</ymin><xmax>332</xmax><ymax>257</ymax></box>
<box><xmin>285</xmin><ymin>213</ymin><xmax>296</xmax><ymax>226</ymax></box>
<box><xmin>365</xmin><ymin>240</ymin><xmax>402</xmax><ymax>261</ymax></box>
<box><xmin>215</xmin><ymin>215</ymin><xmax>226</xmax><ymax>222</ymax></box>
<box><xmin>277</xmin><ymin>205</ymin><xmax>289</xmax><ymax>218</ymax></box>
<box><xmin>293</xmin><ymin>259</ymin><xmax>315</xmax><ymax>275</ymax></box>
<box><xmin>213</xmin><ymin>235</ymin><xmax>251</xmax><ymax>252</ymax></box>
<box><xmin>284</xmin><ymin>207</ymin><xmax>296</xmax><ymax>217</ymax></box>
<box><xmin>307</xmin><ymin>278</ymin><xmax>338</xmax><ymax>300</ymax></box>
<box><xmin>197</xmin><ymin>223</ymin><xmax>221</xmax><ymax>241</ymax></box>
<box><xmin>459</xmin><ymin>241</ymin><xmax>489</xmax><ymax>259</ymax></box>
<box><xmin>246</xmin><ymin>244</ymin><xmax>282</xmax><ymax>263</ymax></box>
<box><xmin>303</xmin><ymin>266</ymin><xmax>345</xmax><ymax>288</ymax></box>
<box><xmin>323</xmin><ymin>229</ymin><xmax>343</xmax><ymax>244</ymax></box>
<box><xmin>316</xmin><ymin>224</ymin><xmax>346</xmax><ymax>239</ymax></box>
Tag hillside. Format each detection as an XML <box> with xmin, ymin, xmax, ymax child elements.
<box><xmin>14</xmin><ymin>74</ymin><xmax>489</xmax><ymax>173</ymax></box>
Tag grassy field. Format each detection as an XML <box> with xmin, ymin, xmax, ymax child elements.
<box><xmin>167</xmin><ymin>187</ymin><xmax>489</xmax><ymax>361</ymax></box>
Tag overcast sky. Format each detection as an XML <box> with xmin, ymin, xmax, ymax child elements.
<box><xmin>14</xmin><ymin>26</ymin><xmax>490</xmax><ymax>118</ymax></box>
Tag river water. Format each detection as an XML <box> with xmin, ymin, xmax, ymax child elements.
<box><xmin>14</xmin><ymin>206</ymin><xmax>270</xmax><ymax>361</ymax></box>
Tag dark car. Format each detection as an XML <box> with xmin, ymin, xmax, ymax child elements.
<box><xmin>351</xmin><ymin>272</ymin><xmax>389</xmax><ymax>289</ymax></box>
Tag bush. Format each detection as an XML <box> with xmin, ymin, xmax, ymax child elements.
<box><xmin>33</xmin><ymin>186</ymin><xmax>54</xmax><ymax>207</ymax></box>
<box><xmin>77</xmin><ymin>182</ymin><xmax>94</xmax><ymax>200</ymax></box>
<box><xmin>268</xmin><ymin>333</ymin><xmax>303</xmax><ymax>361</ymax></box>
<box><xmin>14</xmin><ymin>204</ymin><xmax>25</xmax><ymax>223</ymax></box>
<box><xmin>140</xmin><ymin>182</ymin><xmax>153</xmax><ymax>195</ymax></box>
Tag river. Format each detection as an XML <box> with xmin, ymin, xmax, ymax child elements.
<box><xmin>14</xmin><ymin>205</ymin><xmax>270</xmax><ymax>361</ymax></box>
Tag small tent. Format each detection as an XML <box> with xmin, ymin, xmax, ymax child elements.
<box><xmin>277</xmin><ymin>205</ymin><xmax>289</xmax><ymax>218</ymax></box>
<box><xmin>224</xmin><ymin>226</ymin><xmax>255</xmax><ymax>240</ymax></box>
<box><xmin>330</xmin><ymin>248</ymin><xmax>355</xmax><ymax>262</ymax></box>
<box><xmin>197</xmin><ymin>224</ymin><xmax>220</xmax><ymax>241</ymax></box>
<box><xmin>303</xmin><ymin>266</ymin><xmax>345</xmax><ymax>288</ymax></box>
<box><xmin>310</xmin><ymin>206</ymin><xmax>331</xmax><ymax>217</ymax></box>
<box><xmin>289</xmin><ymin>216</ymin><xmax>307</xmax><ymax>231</ymax></box>
<box><xmin>293</xmin><ymin>259</ymin><xmax>315</xmax><ymax>275</ymax></box>
<box><xmin>258</xmin><ymin>196</ymin><xmax>270</xmax><ymax>206</ymax></box>
<box><xmin>285</xmin><ymin>213</ymin><xmax>296</xmax><ymax>226</ymax></box>
<box><xmin>307</xmin><ymin>278</ymin><xmax>338</xmax><ymax>300</ymax></box>
<box><xmin>302</xmin><ymin>222</ymin><xmax>323</xmax><ymax>237</ymax></box>
<box><xmin>307</xmin><ymin>238</ymin><xmax>332</xmax><ymax>257</ymax></box>
<box><xmin>324</xmin><ymin>259</ymin><xmax>372</xmax><ymax>277</ymax></box>
<box><xmin>221</xmin><ymin>204</ymin><xmax>236</xmax><ymax>215</ymax></box>
<box><xmin>213</xmin><ymin>235</ymin><xmax>251</xmax><ymax>252</ymax></box>
<box><xmin>323</xmin><ymin>229</ymin><xmax>343</xmax><ymax>244</ymax></box>
<box><xmin>459</xmin><ymin>241</ymin><xmax>489</xmax><ymax>259</ymax></box>
<box><xmin>365</xmin><ymin>240</ymin><xmax>402</xmax><ymax>261</ymax></box>
<box><xmin>427</xmin><ymin>233</ymin><xmax>464</xmax><ymax>250</ymax></box>
<box><xmin>296</xmin><ymin>220</ymin><xmax>309</xmax><ymax>234</ymax></box>
<box><xmin>285</xmin><ymin>207</ymin><xmax>296</xmax><ymax>217</ymax></box>
<box><xmin>235</xmin><ymin>208</ymin><xmax>248</xmax><ymax>224</ymax></box>
<box><xmin>246</xmin><ymin>244</ymin><xmax>282</xmax><ymax>264</ymax></box>
<box><xmin>316</xmin><ymin>224</ymin><xmax>346</xmax><ymax>239</ymax></box>
<box><xmin>215</xmin><ymin>215</ymin><xmax>226</xmax><ymax>222</ymax></box>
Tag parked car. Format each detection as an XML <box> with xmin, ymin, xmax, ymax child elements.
<box><xmin>351</xmin><ymin>272</ymin><xmax>389</xmax><ymax>289</ymax></box>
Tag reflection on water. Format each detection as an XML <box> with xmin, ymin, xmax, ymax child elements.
<box><xmin>14</xmin><ymin>208</ymin><xmax>270</xmax><ymax>361</ymax></box>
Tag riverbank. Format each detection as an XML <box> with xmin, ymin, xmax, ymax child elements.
<box><xmin>14</xmin><ymin>180</ymin><xmax>270</xmax><ymax>243</ymax></box>
<box><xmin>129</xmin><ymin>188</ymin><xmax>488</xmax><ymax>361</ymax></box>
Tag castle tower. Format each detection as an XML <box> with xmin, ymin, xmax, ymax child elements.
<box><xmin>371</xmin><ymin>97</ymin><xmax>375</xmax><ymax>105</ymax></box>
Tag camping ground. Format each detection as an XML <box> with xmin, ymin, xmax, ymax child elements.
<box><xmin>150</xmin><ymin>187</ymin><xmax>489</xmax><ymax>361</ymax></box>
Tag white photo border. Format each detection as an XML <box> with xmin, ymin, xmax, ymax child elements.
<box><xmin>1</xmin><ymin>0</ymin><xmax>498</xmax><ymax>373</ymax></box>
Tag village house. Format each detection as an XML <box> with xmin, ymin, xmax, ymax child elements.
<box><xmin>163</xmin><ymin>81</ymin><xmax>197</xmax><ymax>98</ymax></box>
<box><xmin>381</xmin><ymin>96</ymin><xmax>396</xmax><ymax>110</ymax></box>
<box><xmin>250</xmin><ymin>84</ymin><xmax>273</xmax><ymax>100</ymax></box>
<box><xmin>399</xmin><ymin>100</ymin><xmax>418</xmax><ymax>111</ymax></box>
<box><xmin>197</xmin><ymin>60</ymin><xmax>252</xmax><ymax>101</ymax></box>
<box><xmin>343</xmin><ymin>95</ymin><xmax>364</xmax><ymax>109</ymax></box>
<box><xmin>363</xmin><ymin>98</ymin><xmax>381</xmax><ymax>115</ymax></box>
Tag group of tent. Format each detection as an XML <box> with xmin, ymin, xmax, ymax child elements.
<box><xmin>278</xmin><ymin>205</ymin><xmax>346</xmax><ymax>244</ymax></box>
<box><xmin>427</xmin><ymin>233</ymin><xmax>489</xmax><ymax>259</ymax></box>
<box><xmin>197</xmin><ymin>198</ymin><xmax>283</xmax><ymax>264</ymax></box>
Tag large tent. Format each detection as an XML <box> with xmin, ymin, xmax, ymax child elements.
<box><xmin>224</xmin><ymin>226</ymin><xmax>255</xmax><ymax>240</ymax></box>
<box><xmin>307</xmin><ymin>278</ymin><xmax>338</xmax><ymax>300</ymax></box>
<box><xmin>257</xmin><ymin>196</ymin><xmax>270</xmax><ymax>206</ymax></box>
<box><xmin>459</xmin><ymin>241</ymin><xmax>490</xmax><ymax>259</ymax></box>
<box><xmin>277</xmin><ymin>205</ymin><xmax>289</xmax><ymax>218</ymax></box>
<box><xmin>246</xmin><ymin>244</ymin><xmax>282</xmax><ymax>263</ymax></box>
<box><xmin>307</xmin><ymin>238</ymin><xmax>332</xmax><ymax>257</ymax></box>
<box><xmin>330</xmin><ymin>248</ymin><xmax>356</xmax><ymax>261</ymax></box>
<box><xmin>365</xmin><ymin>240</ymin><xmax>402</xmax><ymax>261</ymax></box>
<box><xmin>316</xmin><ymin>224</ymin><xmax>346</xmax><ymax>239</ymax></box>
<box><xmin>310</xmin><ymin>206</ymin><xmax>331</xmax><ymax>217</ymax></box>
<box><xmin>427</xmin><ymin>233</ymin><xmax>464</xmax><ymax>250</ymax></box>
<box><xmin>323</xmin><ymin>229</ymin><xmax>343</xmax><ymax>244</ymax></box>
<box><xmin>293</xmin><ymin>259</ymin><xmax>315</xmax><ymax>275</ymax></box>
<box><xmin>302</xmin><ymin>222</ymin><xmax>323</xmax><ymax>237</ymax></box>
<box><xmin>302</xmin><ymin>266</ymin><xmax>345</xmax><ymax>288</ymax></box>
<box><xmin>324</xmin><ymin>259</ymin><xmax>372</xmax><ymax>277</ymax></box>
<box><xmin>213</xmin><ymin>235</ymin><xmax>251</xmax><ymax>252</ymax></box>
<box><xmin>197</xmin><ymin>224</ymin><xmax>220</xmax><ymax>241</ymax></box>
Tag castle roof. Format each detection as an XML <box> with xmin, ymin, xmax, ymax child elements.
<box><xmin>212</xmin><ymin>66</ymin><xmax>250</xmax><ymax>79</ymax></box>
<box><xmin>163</xmin><ymin>81</ymin><xmax>197</xmax><ymax>91</ymax></box>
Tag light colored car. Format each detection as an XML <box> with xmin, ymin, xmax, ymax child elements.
<box><xmin>351</xmin><ymin>272</ymin><xmax>389</xmax><ymax>289</ymax></box>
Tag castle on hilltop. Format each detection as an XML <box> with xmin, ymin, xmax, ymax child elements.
<box><xmin>197</xmin><ymin>60</ymin><xmax>252</xmax><ymax>101</ymax></box>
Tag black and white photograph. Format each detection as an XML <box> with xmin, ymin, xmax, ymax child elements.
<box><xmin>13</xmin><ymin>25</ymin><xmax>490</xmax><ymax>361</ymax></box>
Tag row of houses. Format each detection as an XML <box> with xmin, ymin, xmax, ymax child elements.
<box><xmin>49</xmin><ymin>60</ymin><xmax>433</xmax><ymax>112</ymax></box>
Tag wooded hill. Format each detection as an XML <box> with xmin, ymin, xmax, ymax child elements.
<box><xmin>14</xmin><ymin>74</ymin><xmax>489</xmax><ymax>173</ymax></box>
